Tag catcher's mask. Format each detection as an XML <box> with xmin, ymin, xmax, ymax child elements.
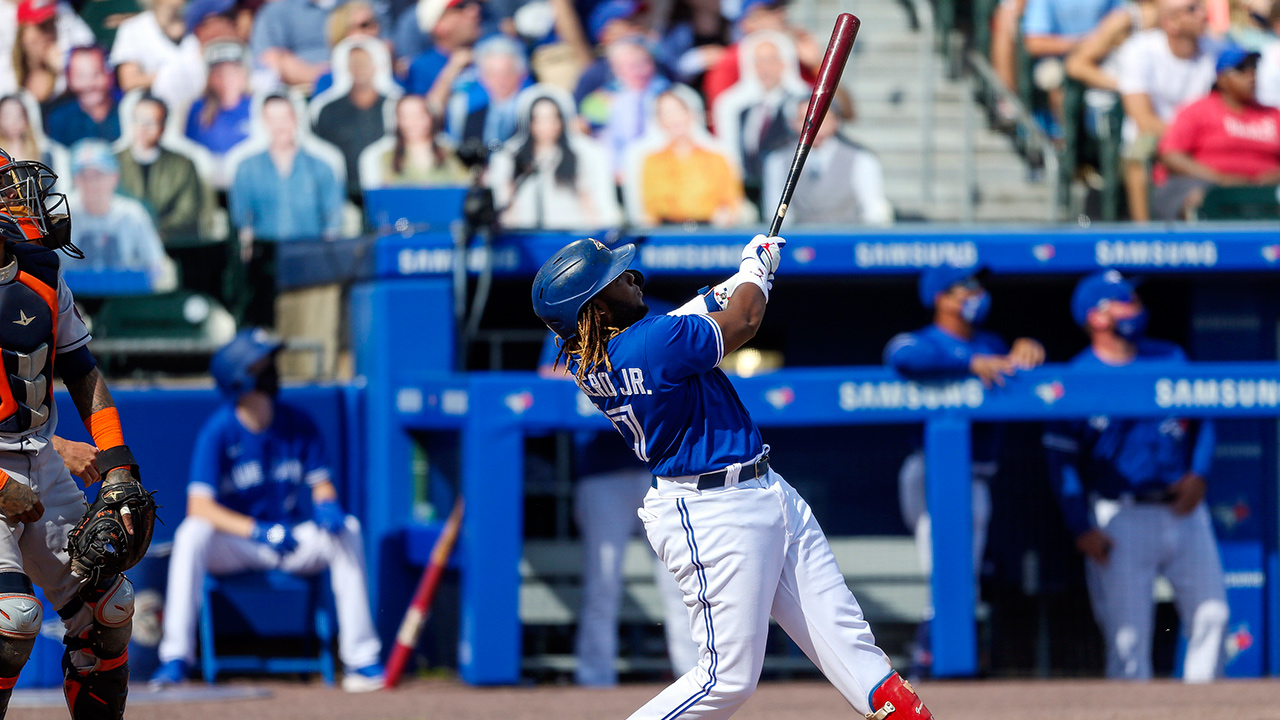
<box><xmin>0</xmin><ymin>149</ymin><xmax>81</xmax><ymax>258</ymax></box>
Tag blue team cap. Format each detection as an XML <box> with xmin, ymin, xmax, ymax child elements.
<box><xmin>185</xmin><ymin>0</ymin><xmax>235</xmax><ymax>29</ymax></box>
<box><xmin>210</xmin><ymin>327</ymin><xmax>284</xmax><ymax>398</ymax></box>
<box><xmin>1216</xmin><ymin>42</ymin><xmax>1260</xmax><ymax>76</ymax></box>
<box><xmin>918</xmin><ymin>264</ymin><xmax>982</xmax><ymax>308</ymax></box>
<box><xmin>1071</xmin><ymin>270</ymin><xmax>1138</xmax><ymax>325</ymax></box>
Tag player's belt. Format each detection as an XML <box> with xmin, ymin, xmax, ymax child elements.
<box><xmin>652</xmin><ymin>454</ymin><xmax>771</xmax><ymax>490</ymax></box>
<box><xmin>1119</xmin><ymin>489</ymin><xmax>1176</xmax><ymax>505</ymax></box>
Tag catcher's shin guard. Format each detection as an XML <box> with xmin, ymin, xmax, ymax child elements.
<box><xmin>0</xmin><ymin>572</ymin><xmax>42</xmax><ymax>718</ymax></box>
<box><xmin>59</xmin><ymin>575</ymin><xmax>133</xmax><ymax>720</ymax></box>
<box><xmin>866</xmin><ymin>671</ymin><xmax>933</xmax><ymax>720</ymax></box>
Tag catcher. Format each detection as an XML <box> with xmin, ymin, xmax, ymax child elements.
<box><xmin>0</xmin><ymin>149</ymin><xmax>156</xmax><ymax>719</ymax></box>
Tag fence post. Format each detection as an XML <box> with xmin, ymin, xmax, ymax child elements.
<box><xmin>925</xmin><ymin>415</ymin><xmax>977</xmax><ymax>677</ymax></box>
<box><xmin>458</xmin><ymin>381</ymin><xmax>524</xmax><ymax>684</ymax></box>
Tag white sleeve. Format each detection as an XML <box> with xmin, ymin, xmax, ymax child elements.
<box><xmin>55</xmin><ymin>272</ymin><xmax>91</xmax><ymax>352</ymax></box>
<box><xmin>1115</xmin><ymin>35</ymin><xmax>1149</xmax><ymax>96</ymax></box>
<box><xmin>108</xmin><ymin>18</ymin><xmax>142</xmax><ymax>67</ymax></box>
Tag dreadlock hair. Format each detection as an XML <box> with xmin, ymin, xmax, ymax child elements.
<box><xmin>552</xmin><ymin>300</ymin><xmax>624</xmax><ymax>384</ymax></box>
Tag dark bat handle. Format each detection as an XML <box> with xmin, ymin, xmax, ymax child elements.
<box><xmin>767</xmin><ymin>12</ymin><xmax>860</xmax><ymax>238</ymax></box>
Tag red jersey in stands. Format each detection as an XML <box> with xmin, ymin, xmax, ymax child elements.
<box><xmin>1158</xmin><ymin>91</ymin><xmax>1280</xmax><ymax>183</ymax></box>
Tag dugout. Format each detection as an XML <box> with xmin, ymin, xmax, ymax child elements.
<box><xmin>348</xmin><ymin>221</ymin><xmax>1280</xmax><ymax>685</ymax></box>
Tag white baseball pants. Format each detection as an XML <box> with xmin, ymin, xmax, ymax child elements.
<box><xmin>575</xmin><ymin>468</ymin><xmax>699</xmax><ymax>686</ymax></box>
<box><xmin>629</xmin><ymin>468</ymin><xmax>894</xmax><ymax>719</ymax></box>
<box><xmin>158</xmin><ymin>516</ymin><xmax>382</xmax><ymax>670</ymax></box>
<box><xmin>1086</xmin><ymin>499</ymin><xmax>1228</xmax><ymax>682</ymax></box>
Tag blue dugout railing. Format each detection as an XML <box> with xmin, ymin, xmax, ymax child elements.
<box><xmin>389</xmin><ymin>365</ymin><xmax>1280</xmax><ymax>684</ymax></box>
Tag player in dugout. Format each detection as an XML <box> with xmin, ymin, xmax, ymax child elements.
<box><xmin>151</xmin><ymin>329</ymin><xmax>385</xmax><ymax>692</ymax></box>
<box><xmin>1042</xmin><ymin>270</ymin><xmax>1227</xmax><ymax>681</ymax></box>
<box><xmin>883</xmin><ymin>265</ymin><xmax>1045</xmax><ymax>679</ymax></box>
<box><xmin>533</xmin><ymin>236</ymin><xmax>936</xmax><ymax>719</ymax></box>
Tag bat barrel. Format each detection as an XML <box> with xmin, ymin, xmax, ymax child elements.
<box><xmin>767</xmin><ymin>13</ymin><xmax>860</xmax><ymax>237</ymax></box>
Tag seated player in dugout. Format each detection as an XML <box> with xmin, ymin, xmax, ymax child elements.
<box><xmin>883</xmin><ymin>265</ymin><xmax>1045</xmax><ymax>680</ymax></box>
<box><xmin>151</xmin><ymin>329</ymin><xmax>385</xmax><ymax>692</ymax></box>
<box><xmin>0</xmin><ymin>148</ymin><xmax>159</xmax><ymax>719</ymax></box>
<box><xmin>1043</xmin><ymin>271</ymin><xmax>1227</xmax><ymax>682</ymax></box>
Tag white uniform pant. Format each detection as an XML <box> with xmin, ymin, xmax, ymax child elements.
<box><xmin>575</xmin><ymin>468</ymin><xmax>698</xmax><ymax>686</ymax></box>
<box><xmin>897</xmin><ymin>449</ymin><xmax>991</xmax><ymax>620</ymax></box>
<box><xmin>630</xmin><ymin>468</ymin><xmax>893</xmax><ymax>719</ymax></box>
<box><xmin>0</xmin><ymin>444</ymin><xmax>106</xmax><ymax>672</ymax></box>
<box><xmin>158</xmin><ymin>516</ymin><xmax>382</xmax><ymax>670</ymax></box>
<box><xmin>1086</xmin><ymin>499</ymin><xmax>1228</xmax><ymax>682</ymax></box>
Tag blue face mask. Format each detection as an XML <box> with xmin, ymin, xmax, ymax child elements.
<box><xmin>1113</xmin><ymin>309</ymin><xmax>1148</xmax><ymax>342</ymax></box>
<box><xmin>961</xmin><ymin>292</ymin><xmax>991</xmax><ymax>325</ymax></box>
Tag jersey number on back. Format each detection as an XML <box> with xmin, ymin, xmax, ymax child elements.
<box><xmin>606</xmin><ymin>404</ymin><xmax>649</xmax><ymax>462</ymax></box>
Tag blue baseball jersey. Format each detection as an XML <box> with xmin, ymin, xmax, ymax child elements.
<box><xmin>1042</xmin><ymin>339</ymin><xmax>1216</xmax><ymax>536</ymax></box>
<box><xmin>569</xmin><ymin>312</ymin><xmax>763</xmax><ymax>478</ymax></box>
<box><xmin>884</xmin><ymin>324</ymin><xmax>1010</xmax><ymax>472</ymax></box>
<box><xmin>541</xmin><ymin>300</ymin><xmax>678</xmax><ymax>478</ymax></box>
<box><xmin>187</xmin><ymin>402</ymin><xmax>332</xmax><ymax>524</ymax></box>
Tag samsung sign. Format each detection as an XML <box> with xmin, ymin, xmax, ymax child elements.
<box><xmin>1095</xmin><ymin>240</ymin><xmax>1218</xmax><ymax>267</ymax></box>
<box><xmin>839</xmin><ymin>379</ymin><xmax>985</xmax><ymax>411</ymax></box>
<box><xmin>855</xmin><ymin>241</ymin><xmax>978</xmax><ymax>268</ymax></box>
<box><xmin>1155</xmin><ymin>378</ymin><xmax>1280</xmax><ymax>408</ymax></box>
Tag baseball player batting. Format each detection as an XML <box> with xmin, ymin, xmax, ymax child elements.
<box><xmin>532</xmin><ymin>234</ymin><xmax>933</xmax><ymax>718</ymax></box>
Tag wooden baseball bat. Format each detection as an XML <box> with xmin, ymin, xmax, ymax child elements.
<box><xmin>383</xmin><ymin>498</ymin><xmax>464</xmax><ymax>689</ymax></box>
<box><xmin>767</xmin><ymin>13</ymin><xmax>861</xmax><ymax>238</ymax></box>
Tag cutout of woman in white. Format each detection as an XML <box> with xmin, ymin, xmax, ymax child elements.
<box><xmin>487</xmin><ymin>84</ymin><xmax>621</xmax><ymax>230</ymax></box>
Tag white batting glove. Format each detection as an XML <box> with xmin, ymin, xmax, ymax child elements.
<box><xmin>741</xmin><ymin>234</ymin><xmax>786</xmax><ymax>276</ymax></box>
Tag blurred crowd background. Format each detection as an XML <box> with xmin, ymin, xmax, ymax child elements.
<box><xmin>1</xmin><ymin>0</ymin><xmax>1276</xmax><ymax>371</ymax></box>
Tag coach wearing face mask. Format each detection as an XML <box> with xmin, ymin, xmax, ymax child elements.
<box><xmin>1042</xmin><ymin>270</ymin><xmax>1226</xmax><ymax>682</ymax></box>
<box><xmin>883</xmin><ymin>264</ymin><xmax>1046</xmax><ymax>680</ymax></box>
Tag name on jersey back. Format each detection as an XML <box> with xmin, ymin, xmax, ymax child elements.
<box><xmin>577</xmin><ymin>368</ymin><xmax>652</xmax><ymax>398</ymax></box>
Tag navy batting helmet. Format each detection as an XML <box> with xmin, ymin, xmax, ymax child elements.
<box><xmin>210</xmin><ymin>328</ymin><xmax>283</xmax><ymax>398</ymax></box>
<box><xmin>532</xmin><ymin>238</ymin><xmax>643</xmax><ymax>340</ymax></box>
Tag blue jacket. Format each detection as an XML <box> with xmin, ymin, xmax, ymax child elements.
<box><xmin>1042</xmin><ymin>339</ymin><xmax>1216</xmax><ymax>536</ymax></box>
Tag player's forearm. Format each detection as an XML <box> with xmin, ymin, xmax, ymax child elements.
<box><xmin>716</xmin><ymin>284</ymin><xmax>766</xmax><ymax>354</ymax></box>
<box><xmin>887</xmin><ymin>344</ymin><xmax>970</xmax><ymax>377</ymax></box>
<box><xmin>64</xmin><ymin>366</ymin><xmax>116</xmax><ymax>420</ymax></box>
<box><xmin>1190</xmin><ymin>420</ymin><xmax>1215</xmax><ymax>477</ymax></box>
<box><xmin>1049</xmin><ymin>462</ymin><xmax>1092</xmax><ymax>536</ymax></box>
<box><xmin>64</xmin><ymin>367</ymin><xmax>137</xmax><ymax>486</ymax></box>
<box><xmin>188</xmin><ymin>494</ymin><xmax>256</xmax><ymax>537</ymax></box>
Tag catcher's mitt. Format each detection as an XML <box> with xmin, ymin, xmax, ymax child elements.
<box><xmin>66</xmin><ymin>478</ymin><xmax>157</xmax><ymax>583</ymax></box>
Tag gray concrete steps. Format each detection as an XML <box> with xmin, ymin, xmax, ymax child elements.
<box><xmin>803</xmin><ymin>0</ymin><xmax>1047</xmax><ymax>222</ymax></box>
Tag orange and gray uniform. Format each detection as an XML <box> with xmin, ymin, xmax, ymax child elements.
<box><xmin>0</xmin><ymin>241</ymin><xmax>133</xmax><ymax>720</ymax></box>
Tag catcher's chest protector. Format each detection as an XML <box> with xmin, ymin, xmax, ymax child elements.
<box><xmin>0</xmin><ymin>245</ymin><xmax>57</xmax><ymax>435</ymax></box>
